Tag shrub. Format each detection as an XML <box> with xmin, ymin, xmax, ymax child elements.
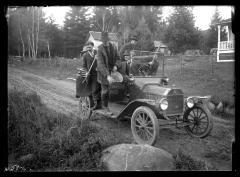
<box><xmin>8</xmin><ymin>89</ymin><xmax>74</xmax><ymax>168</ymax></box>
<box><xmin>8</xmin><ymin>89</ymin><xmax>43</xmax><ymax>156</ymax></box>
<box><xmin>173</xmin><ymin>148</ymin><xmax>208</xmax><ymax>171</ymax></box>
<box><xmin>8</xmin><ymin>89</ymin><xmax>130</xmax><ymax>171</ymax></box>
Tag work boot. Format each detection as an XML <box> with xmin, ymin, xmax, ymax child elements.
<box><xmin>92</xmin><ymin>100</ymin><xmax>102</xmax><ymax>110</ymax></box>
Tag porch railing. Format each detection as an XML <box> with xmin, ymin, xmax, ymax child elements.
<box><xmin>218</xmin><ymin>41</ymin><xmax>234</xmax><ymax>51</ymax></box>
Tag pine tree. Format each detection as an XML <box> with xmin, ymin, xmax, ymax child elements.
<box><xmin>206</xmin><ymin>7</ymin><xmax>227</xmax><ymax>54</ymax></box>
<box><xmin>163</xmin><ymin>6</ymin><xmax>200</xmax><ymax>54</ymax></box>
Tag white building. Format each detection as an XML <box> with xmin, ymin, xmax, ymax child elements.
<box><xmin>214</xmin><ymin>18</ymin><xmax>234</xmax><ymax>62</ymax></box>
<box><xmin>86</xmin><ymin>31</ymin><xmax>119</xmax><ymax>50</ymax></box>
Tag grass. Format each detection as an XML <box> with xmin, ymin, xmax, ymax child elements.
<box><xmin>7</xmin><ymin>88</ymin><xmax>131</xmax><ymax>171</ymax></box>
<box><xmin>10</xmin><ymin>57</ymin><xmax>82</xmax><ymax>80</ymax></box>
<box><xmin>159</xmin><ymin>55</ymin><xmax>235</xmax><ymax>109</ymax></box>
<box><xmin>173</xmin><ymin>148</ymin><xmax>208</xmax><ymax>171</ymax></box>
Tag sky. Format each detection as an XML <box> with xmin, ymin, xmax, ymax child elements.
<box><xmin>43</xmin><ymin>6</ymin><xmax>232</xmax><ymax>30</ymax></box>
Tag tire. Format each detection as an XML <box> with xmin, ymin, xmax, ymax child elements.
<box><xmin>79</xmin><ymin>97</ymin><xmax>92</xmax><ymax>120</ymax></box>
<box><xmin>183</xmin><ymin>104</ymin><xmax>213</xmax><ymax>138</ymax></box>
<box><xmin>131</xmin><ymin>106</ymin><xmax>159</xmax><ymax>145</ymax></box>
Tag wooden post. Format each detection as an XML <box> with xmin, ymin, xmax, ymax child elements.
<box><xmin>211</xmin><ymin>55</ymin><xmax>214</xmax><ymax>76</ymax></box>
<box><xmin>194</xmin><ymin>56</ymin><xmax>196</xmax><ymax>75</ymax></box>
<box><xmin>180</xmin><ymin>55</ymin><xmax>182</xmax><ymax>75</ymax></box>
<box><xmin>227</xmin><ymin>25</ymin><xmax>230</xmax><ymax>42</ymax></box>
<box><xmin>162</xmin><ymin>56</ymin><xmax>165</xmax><ymax>77</ymax></box>
<box><xmin>217</xmin><ymin>25</ymin><xmax>221</xmax><ymax>62</ymax></box>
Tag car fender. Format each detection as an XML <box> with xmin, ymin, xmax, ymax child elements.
<box><xmin>185</xmin><ymin>95</ymin><xmax>211</xmax><ymax>110</ymax></box>
<box><xmin>116</xmin><ymin>99</ymin><xmax>159</xmax><ymax>120</ymax></box>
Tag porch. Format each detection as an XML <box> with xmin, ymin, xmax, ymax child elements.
<box><xmin>216</xmin><ymin>18</ymin><xmax>234</xmax><ymax>62</ymax></box>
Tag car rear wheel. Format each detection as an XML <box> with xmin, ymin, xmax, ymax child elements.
<box><xmin>131</xmin><ymin>106</ymin><xmax>159</xmax><ymax>146</ymax></box>
<box><xmin>183</xmin><ymin>104</ymin><xmax>213</xmax><ymax>138</ymax></box>
<box><xmin>79</xmin><ymin>97</ymin><xmax>92</xmax><ymax>120</ymax></box>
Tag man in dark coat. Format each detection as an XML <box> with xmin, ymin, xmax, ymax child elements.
<box><xmin>119</xmin><ymin>35</ymin><xmax>138</xmax><ymax>61</ymax></box>
<box><xmin>76</xmin><ymin>41</ymin><xmax>101</xmax><ymax>110</ymax></box>
<box><xmin>96</xmin><ymin>31</ymin><xmax>121</xmax><ymax>115</ymax></box>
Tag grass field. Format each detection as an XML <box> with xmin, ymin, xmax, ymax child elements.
<box><xmin>156</xmin><ymin>55</ymin><xmax>235</xmax><ymax>107</ymax></box>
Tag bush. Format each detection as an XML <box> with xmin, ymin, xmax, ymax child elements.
<box><xmin>8</xmin><ymin>89</ymin><xmax>43</xmax><ymax>156</ymax></box>
<box><xmin>8</xmin><ymin>89</ymin><xmax>130</xmax><ymax>171</ymax></box>
<box><xmin>8</xmin><ymin>89</ymin><xmax>74</xmax><ymax>167</ymax></box>
<box><xmin>173</xmin><ymin>149</ymin><xmax>208</xmax><ymax>171</ymax></box>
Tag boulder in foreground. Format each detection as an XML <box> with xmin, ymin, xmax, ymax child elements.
<box><xmin>101</xmin><ymin>144</ymin><xmax>174</xmax><ymax>171</ymax></box>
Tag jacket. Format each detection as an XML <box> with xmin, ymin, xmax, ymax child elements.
<box><xmin>96</xmin><ymin>42</ymin><xmax>121</xmax><ymax>85</ymax></box>
<box><xmin>82</xmin><ymin>50</ymin><xmax>97</xmax><ymax>76</ymax></box>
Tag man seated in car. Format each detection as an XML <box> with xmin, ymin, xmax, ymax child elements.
<box><xmin>117</xmin><ymin>51</ymin><xmax>133</xmax><ymax>102</ymax></box>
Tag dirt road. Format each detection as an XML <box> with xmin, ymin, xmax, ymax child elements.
<box><xmin>8</xmin><ymin>66</ymin><xmax>234</xmax><ymax>170</ymax></box>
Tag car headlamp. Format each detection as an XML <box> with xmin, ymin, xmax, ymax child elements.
<box><xmin>159</xmin><ymin>98</ymin><xmax>168</xmax><ymax>110</ymax></box>
<box><xmin>186</xmin><ymin>97</ymin><xmax>194</xmax><ymax>108</ymax></box>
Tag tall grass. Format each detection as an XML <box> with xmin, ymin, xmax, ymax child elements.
<box><xmin>7</xmin><ymin>88</ymin><xmax>131</xmax><ymax>171</ymax></box>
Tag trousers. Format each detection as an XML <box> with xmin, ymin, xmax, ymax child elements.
<box><xmin>88</xmin><ymin>74</ymin><xmax>101</xmax><ymax>106</ymax></box>
<box><xmin>101</xmin><ymin>84</ymin><xmax>109</xmax><ymax>107</ymax></box>
<box><xmin>76</xmin><ymin>74</ymin><xmax>101</xmax><ymax>106</ymax></box>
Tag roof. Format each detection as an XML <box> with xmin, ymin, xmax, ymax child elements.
<box><xmin>213</xmin><ymin>18</ymin><xmax>232</xmax><ymax>26</ymax></box>
<box><xmin>154</xmin><ymin>40</ymin><xmax>167</xmax><ymax>48</ymax></box>
<box><xmin>89</xmin><ymin>31</ymin><xmax>118</xmax><ymax>42</ymax></box>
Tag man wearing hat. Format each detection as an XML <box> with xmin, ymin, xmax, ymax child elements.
<box><xmin>82</xmin><ymin>41</ymin><xmax>101</xmax><ymax>110</ymax></box>
<box><xmin>96</xmin><ymin>31</ymin><xmax>121</xmax><ymax>115</ymax></box>
<box><xmin>119</xmin><ymin>35</ymin><xmax>138</xmax><ymax>61</ymax></box>
<box><xmin>117</xmin><ymin>50</ymin><xmax>133</xmax><ymax>102</ymax></box>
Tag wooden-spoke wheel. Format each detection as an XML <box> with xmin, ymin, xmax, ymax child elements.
<box><xmin>131</xmin><ymin>106</ymin><xmax>159</xmax><ymax>146</ymax></box>
<box><xmin>79</xmin><ymin>97</ymin><xmax>92</xmax><ymax>120</ymax></box>
<box><xmin>183</xmin><ymin>104</ymin><xmax>213</xmax><ymax>138</ymax></box>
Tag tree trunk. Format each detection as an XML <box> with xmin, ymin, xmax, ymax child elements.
<box><xmin>27</xmin><ymin>29</ymin><xmax>33</xmax><ymax>58</ymax></box>
<box><xmin>35</xmin><ymin>8</ymin><xmax>40</xmax><ymax>58</ymax></box>
<box><xmin>102</xmin><ymin>12</ymin><xmax>105</xmax><ymax>31</ymax></box>
<box><xmin>32</xmin><ymin>7</ymin><xmax>36</xmax><ymax>59</ymax></box>
<box><xmin>47</xmin><ymin>41</ymin><xmax>51</xmax><ymax>59</ymax></box>
<box><xmin>19</xmin><ymin>26</ymin><xmax>25</xmax><ymax>61</ymax></box>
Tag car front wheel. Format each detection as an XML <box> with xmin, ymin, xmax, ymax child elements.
<box><xmin>183</xmin><ymin>104</ymin><xmax>213</xmax><ymax>138</ymax></box>
<box><xmin>131</xmin><ymin>106</ymin><xmax>159</xmax><ymax>146</ymax></box>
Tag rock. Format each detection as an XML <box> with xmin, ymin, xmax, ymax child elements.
<box><xmin>216</xmin><ymin>102</ymin><xmax>223</xmax><ymax>112</ymax></box>
<box><xmin>101</xmin><ymin>144</ymin><xmax>174</xmax><ymax>171</ymax></box>
<box><xmin>207</xmin><ymin>102</ymin><xmax>215</xmax><ymax>111</ymax></box>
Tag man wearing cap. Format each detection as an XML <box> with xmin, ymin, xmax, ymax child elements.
<box><xmin>96</xmin><ymin>31</ymin><xmax>121</xmax><ymax>115</ymax></box>
<box><xmin>117</xmin><ymin>50</ymin><xmax>133</xmax><ymax>102</ymax></box>
<box><xmin>76</xmin><ymin>42</ymin><xmax>101</xmax><ymax>110</ymax></box>
<box><xmin>119</xmin><ymin>35</ymin><xmax>138</xmax><ymax>61</ymax></box>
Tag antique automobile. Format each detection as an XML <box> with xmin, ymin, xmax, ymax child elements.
<box><xmin>76</xmin><ymin>51</ymin><xmax>213</xmax><ymax>146</ymax></box>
